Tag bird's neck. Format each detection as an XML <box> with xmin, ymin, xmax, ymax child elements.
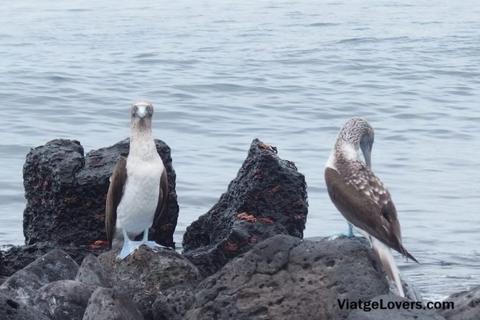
<box><xmin>129</xmin><ymin>127</ymin><xmax>157</xmax><ymax>161</ymax></box>
<box><xmin>327</xmin><ymin>140</ymin><xmax>360</xmax><ymax>170</ymax></box>
<box><xmin>335</xmin><ymin>140</ymin><xmax>359</xmax><ymax>162</ymax></box>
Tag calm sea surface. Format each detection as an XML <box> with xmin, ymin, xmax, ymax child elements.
<box><xmin>1</xmin><ymin>0</ymin><xmax>479</xmax><ymax>300</ymax></box>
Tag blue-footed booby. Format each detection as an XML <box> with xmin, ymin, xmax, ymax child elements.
<box><xmin>325</xmin><ymin>118</ymin><xmax>417</xmax><ymax>297</ymax></box>
<box><xmin>105</xmin><ymin>101</ymin><xmax>169</xmax><ymax>260</ymax></box>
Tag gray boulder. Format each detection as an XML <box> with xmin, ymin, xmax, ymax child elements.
<box><xmin>183</xmin><ymin>139</ymin><xmax>308</xmax><ymax>276</ymax></box>
<box><xmin>76</xmin><ymin>254</ymin><xmax>111</xmax><ymax>287</ymax></box>
<box><xmin>185</xmin><ymin>234</ymin><xmax>389</xmax><ymax>320</ymax></box>
<box><xmin>98</xmin><ymin>246</ymin><xmax>201</xmax><ymax>320</ymax></box>
<box><xmin>0</xmin><ymin>249</ymin><xmax>78</xmax><ymax>304</ymax></box>
<box><xmin>0</xmin><ymin>290</ymin><xmax>49</xmax><ymax>320</ymax></box>
<box><xmin>441</xmin><ymin>285</ymin><xmax>480</xmax><ymax>320</ymax></box>
<box><xmin>23</xmin><ymin>138</ymin><xmax>179</xmax><ymax>248</ymax></box>
<box><xmin>34</xmin><ymin>280</ymin><xmax>97</xmax><ymax>320</ymax></box>
<box><xmin>346</xmin><ymin>294</ymin><xmax>446</xmax><ymax>320</ymax></box>
<box><xmin>82</xmin><ymin>287</ymin><xmax>144</xmax><ymax>320</ymax></box>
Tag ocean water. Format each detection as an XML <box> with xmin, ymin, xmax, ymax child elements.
<box><xmin>1</xmin><ymin>0</ymin><xmax>479</xmax><ymax>300</ymax></box>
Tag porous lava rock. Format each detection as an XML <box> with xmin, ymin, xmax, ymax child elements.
<box><xmin>98</xmin><ymin>246</ymin><xmax>201</xmax><ymax>320</ymax></box>
<box><xmin>23</xmin><ymin>138</ymin><xmax>178</xmax><ymax>248</ymax></box>
<box><xmin>185</xmin><ymin>235</ymin><xmax>389</xmax><ymax>320</ymax></box>
<box><xmin>183</xmin><ymin>139</ymin><xmax>308</xmax><ymax>276</ymax></box>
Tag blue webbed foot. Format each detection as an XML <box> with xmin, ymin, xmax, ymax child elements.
<box><xmin>139</xmin><ymin>228</ymin><xmax>173</xmax><ymax>251</ymax></box>
<box><xmin>140</xmin><ymin>240</ymin><xmax>172</xmax><ymax>250</ymax></box>
<box><xmin>117</xmin><ymin>238</ymin><xmax>141</xmax><ymax>260</ymax></box>
<box><xmin>116</xmin><ymin>229</ymin><xmax>141</xmax><ymax>260</ymax></box>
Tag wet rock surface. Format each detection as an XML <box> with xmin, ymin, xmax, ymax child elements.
<box><xmin>98</xmin><ymin>246</ymin><xmax>201</xmax><ymax>320</ymax></box>
<box><xmin>0</xmin><ymin>249</ymin><xmax>79</xmax><ymax>304</ymax></box>
<box><xmin>183</xmin><ymin>139</ymin><xmax>308</xmax><ymax>276</ymax></box>
<box><xmin>346</xmin><ymin>294</ymin><xmax>446</xmax><ymax>320</ymax></box>
<box><xmin>440</xmin><ymin>285</ymin><xmax>480</xmax><ymax>320</ymax></box>
<box><xmin>82</xmin><ymin>287</ymin><xmax>144</xmax><ymax>320</ymax></box>
<box><xmin>185</xmin><ymin>234</ymin><xmax>389</xmax><ymax>320</ymax></box>
<box><xmin>23</xmin><ymin>138</ymin><xmax>179</xmax><ymax>248</ymax></box>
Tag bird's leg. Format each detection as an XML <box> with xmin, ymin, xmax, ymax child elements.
<box><xmin>347</xmin><ymin>223</ymin><xmax>354</xmax><ymax>238</ymax></box>
<box><xmin>140</xmin><ymin>228</ymin><xmax>172</xmax><ymax>250</ymax></box>
<box><xmin>328</xmin><ymin>223</ymin><xmax>355</xmax><ymax>240</ymax></box>
<box><xmin>117</xmin><ymin>229</ymin><xmax>141</xmax><ymax>260</ymax></box>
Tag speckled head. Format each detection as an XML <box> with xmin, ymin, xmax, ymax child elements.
<box><xmin>130</xmin><ymin>101</ymin><xmax>154</xmax><ymax>130</ymax></box>
<box><xmin>336</xmin><ymin>118</ymin><xmax>375</xmax><ymax>167</ymax></box>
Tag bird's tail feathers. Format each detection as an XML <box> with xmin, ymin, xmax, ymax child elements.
<box><xmin>399</xmin><ymin>244</ymin><xmax>419</xmax><ymax>263</ymax></box>
<box><xmin>371</xmin><ymin>236</ymin><xmax>405</xmax><ymax>298</ymax></box>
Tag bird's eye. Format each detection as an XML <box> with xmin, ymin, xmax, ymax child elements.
<box><xmin>132</xmin><ymin>106</ymin><xmax>138</xmax><ymax>115</ymax></box>
<box><xmin>147</xmin><ymin>105</ymin><xmax>153</xmax><ymax>114</ymax></box>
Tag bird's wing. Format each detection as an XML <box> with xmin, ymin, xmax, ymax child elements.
<box><xmin>153</xmin><ymin>168</ymin><xmax>169</xmax><ymax>225</ymax></box>
<box><xmin>105</xmin><ymin>157</ymin><xmax>127</xmax><ymax>248</ymax></box>
<box><xmin>325</xmin><ymin>166</ymin><xmax>417</xmax><ymax>262</ymax></box>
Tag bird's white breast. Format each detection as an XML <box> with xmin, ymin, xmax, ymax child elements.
<box><xmin>117</xmin><ymin>155</ymin><xmax>164</xmax><ymax>236</ymax></box>
<box><xmin>325</xmin><ymin>151</ymin><xmax>337</xmax><ymax>170</ymax></box>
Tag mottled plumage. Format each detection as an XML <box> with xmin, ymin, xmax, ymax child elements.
<box><xmin>325</xmin><ymin>118</ymin><xmax>417</xmax><ymax>297</ymax></box>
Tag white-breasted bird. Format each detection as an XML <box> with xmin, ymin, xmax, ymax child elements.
<box><xmin>105</xmin><ymin>102</ymin><xmax>169</xmax><ymax>259</ymax></box>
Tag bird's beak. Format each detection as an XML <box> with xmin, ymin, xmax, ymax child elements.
<box><xmin>136</xmin><ymin>106</ymin><xmax>147</xmax><ymax>118</ymax></box>
<box><xmin>361</xmin><ymin>142</ymin><xmax>372</xmax><ymax>168</ymax></box>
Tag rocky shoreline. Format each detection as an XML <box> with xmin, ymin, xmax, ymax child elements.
<box><xmin>0</xmin><ymin>138</ymin><xmax>478</xmax><ymax>320</ymax></box>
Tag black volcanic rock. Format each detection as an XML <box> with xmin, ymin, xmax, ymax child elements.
<box><xmin>185</xmin><ymin>235</ymin><xmax>389</xmax><ymax>320</ymax></box>
<box><xmin>183</xmin><ymin>139</ymin><xmax>308</xmax><ymax>276</ymax></box>
<box><xmin>23</xmin><ymin>138</ymin><xmax>178</xmax><ymax>248</ymax></box>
